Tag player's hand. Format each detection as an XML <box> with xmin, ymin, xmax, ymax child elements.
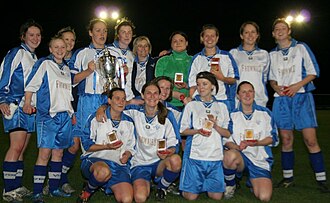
<box><xmin>174</xmin><ymin>82</ymin><xmax>187</xmax><ymax>89</ymax></box>
<box><xmin>96</xmin><ymin>108</ymin><xmax>107</xmax><ymax>123</ymax></box>
<box><xmin>239</xmin><ymin>141</ymin><xmax>248</xmax><ymax>150</ymax></box>
<box><xmin>122</xmin><ymin>64</ymin><xmax>129</xmax><ymax>75</ymax></box>
<box><xmin>87</xmin><ymin>60</ymin><xmax>96</xmax><ymax>73</ymax></box>
<box><xmin>207</xmin><ymin>114</ymin><xmax>217</xmax><ymax>124</ymax></box>
<box><xmin>120</xmin><ymin>151</ymin><xmax>131</xmax><ymax>164</ymax></box>
<box><xmin>0</xmin><ymin>103</ymin><xmax>10</xmax><ymax>116</ymax></box>
<box><xmin>106</xmin><ymin>140</ymin><xmax>123</xmax><ymax>150</ymax></box>
<box><xmin>198</xmin><ymin>128</ymin><xmax>211</xmax><ymax>137</ymax></box>
<box><xmin>158</xmin><ymin>50</ymin><xmax>170</xmax><ymax>57</ymax></box>
<box><xmin>22</xmin><ymin>103</ymin><xmax>34</xmax><ymax>114</ymax></box>
<box><xmin>284</xmin><ymin>84</ymin><xmax>300</xmax><ymax>97</ymax></box>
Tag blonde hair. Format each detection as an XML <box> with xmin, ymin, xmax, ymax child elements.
<box><xmin>132</xmin><ymin>36</ymin><xmax>152</xmax><ymax>55</ymax></box>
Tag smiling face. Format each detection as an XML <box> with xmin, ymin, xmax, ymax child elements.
<box><xmin>237</xmin><ymin>83</ymin><xmax>255</xmax><ymax>106</ymax></box>
<box><xmin>201</xmin><ymin>28</ymin><xmax>219</xmax><ymax>49</ymax></box>
<box><xmin>272</xmin><ymin>22</ymin><xmax>291</xmax><ymax>42</ymax></box>
<box><xmin>22</xmin><ymin>26</ymin><xmax>42</xmax><ymax>52</ymax></box>
<box><xmin>158</xmin><ymin>79</ymin><xmax>172</xmax><ymax>101</ymax></box>
<box><xmin>136</xmin><ymin>39</ymin><xmax>150</xmax><ymax>58</ymax></box>
<box><xmin>61</xmin><ymin>31</ymin><xmax>75</xmax><ymax>53</ymax></box>
<box><xmin>142</xmin><ymin>84</ymin><xmax>160</xmax><ymax>108</ymax></box>
<box><xmin>241</xmin><ymin>23</ymin><xmax>259</xmax><ymax>47</ymax></box>
<box><xmin>49</xmin><ymin>38</ymin><xmax>67</xmax><ymax>62</ymax></box>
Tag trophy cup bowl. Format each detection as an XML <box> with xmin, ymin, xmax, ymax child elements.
<box><xmin>95</xmin><ymin>48</ymin><xmax>119</xmax><ymax>93</ymax></box>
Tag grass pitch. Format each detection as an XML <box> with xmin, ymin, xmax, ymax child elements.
<box><xmin>1</xmin><ymin>111</ymin><xmax>330</xmax><ymax>202</ymax></box>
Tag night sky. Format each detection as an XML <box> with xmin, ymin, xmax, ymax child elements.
<box><xmin>1</xmin><ymin>0</ymin><xmax>329</xmax><ymax>94</ymax></box>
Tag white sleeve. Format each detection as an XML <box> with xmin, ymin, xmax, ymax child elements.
<box><xmin>25</xmin><ymin>64</ymin><xmax>46</xmax><ymax>92</ymax></box>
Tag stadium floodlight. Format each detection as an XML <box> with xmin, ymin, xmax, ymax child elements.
<box><xmin>99</xmin><ymin>10</ymin><xmax>108</xmax><ymax>19</ymax></box>
<box><xmin>284</xmin><ymin>9</ymin><xmax>310</xmax><ymax>25</ymax></box>
<box><xmin>95</xmin><ymin>5</ymin><xmax>120</xmax><ymax>21</ymax></box>
<box><xmin>295</xmin><ymin>14</ymin><xmax>305</xmax><ymax>23</ymax></box>
<box><xmin>285</xmin><ymin>15</ymin><xmax>294</xmax><ymax>23</ymax></box>
<box><xmin>111</xmin><ymin>11</ymin><xmax>119</xmax><ymax>20</ymax></box>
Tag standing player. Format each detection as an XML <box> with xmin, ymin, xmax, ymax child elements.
<box><xmin>42</xmin><ymin>26</ymin><xmax>78</xmax><ymax>196</ymax></box>
<box><xmin>69</xmin><ymin>18</ymin><xmax>113</xmax><ymax>167</ymax></box>
<box><xmin>230</xmin><ymin>21</ymin><xmax>270</xmax><ymax>107</ymax></box>
<box><xmin>0</xmin><ymin>19</ymin><xmax>42</xmax><ymax>202</ymax></box>
<box><xmin>269</xmin><ymin>18</ymin><xmax>329</xmax><ymax>192</ymax></box>
<box><xmin>126</xmin><ymin>35</ymin><xmax>158</xmax><ymax>104</ymax></box>
<box><xmin>56</xmin><ymin>26</ymin><xmax>78</xmax><ymax>194</ymax></box>
<box><xmin>108</xmin><ymin>17</ymin><xmax>135</xmax><ymax>98</ymax></box>
<box><xmin>155</xmin><ymin>31</ymin><xmax>193</xmax><ymax>109</ymax></box>
<box><xmin>188</xmin><ymin>24</ymin><xmax>239</xmax><ymax>111</ymax></box>
<box><xmin>23</xmin><ymin>36</ymin><xmax>74</xmax><ymax>202</ymax></box>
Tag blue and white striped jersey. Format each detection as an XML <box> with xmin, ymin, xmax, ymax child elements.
<box><xmin>0</xmin><ymin>43</ymin><xmax>37</xmax><ymax>106</ymax></box>
<box><xmin>230</xmin><ymin>45</ymin><xmax>270</xmax><ymax>107</ymax></box>
<box><xmin>180</xmin><ymin>95</ymin><xmax>231</xmax><ymax>161</ymax></box>
<box><xmin>269</xmin><ymin>39</ymin><xmax>320</xmax><ymax>97</ymax></box>
<box><xmin>108</xmin><ymin>41</ymin><xmax>135</xmax><ymax>100</ymax></box>
<box><xmin>25</xmin><ymin>55</ymin><xmax>73</xmax><ymax>118</ymax></box>
<box><xmin>188</xmin><ymin>46</ymin><xmax>239</xmax><ymax>101</ymax></box>
<box><xmin>81</xmin><ymin>107</ymin><xmax>136</xmax><ymax>166</ymax></box>
<box><xmin>69</xmin><ymin>44</ymin><xmax>119</xmax><ymax>95</ymax></box>
<box><xmin>124</xmin><ymin>104</ymin><xmax>180</xmax><ymax>168</ymax></box>
<box><xmin>224</xmin><ymin>103</ymin><xmax>278</xmax><ymax>171</ymax></box>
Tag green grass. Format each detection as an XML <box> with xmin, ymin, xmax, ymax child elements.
<box><xmin>1</xmin><ymin>111</ymin><xmax>330</xmax><ymax>202</ymax></box>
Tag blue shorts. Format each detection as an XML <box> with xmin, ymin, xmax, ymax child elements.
<box><xmin>241</xmin><ymin>152</ymin><xmax>271</xmax><ymax>179</ymax></box>
<box><xmin>2</xmin><ymin>107</ymin><xmax>35</xmax><ymax>133</ymax></box>
<box><xmin>130</xmin><ymin>161</ymin><xmax>160</xmax><ymax>183</ymax></box>
<box><xmin>81</xmin><ymin>157</ymin><xmax>131</xmax><ymax>194</ymax></box>
<box><xmin>179</xmin><ymin>158</ymin><xmax>225</xmax><ymax>194</ymax></box>
<box><xmin>73</xmin><ymin>94</ymin><xmax>107</xmax><ymax>137</ymax></box>
<box><xmin>36</xmin><ymin>112</ymin><xmax>73</xmax><ymax>149</ymax></box>
<box><xmin>272</xmin><ymin>93</ymin><xmax>318</xmax><ymax>130</ymax></box>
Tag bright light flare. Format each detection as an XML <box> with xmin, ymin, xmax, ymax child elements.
<box><xmin>111</xmin><ymin>11</ymin><xmax>119</xmax><ymax>20</ymax></box>
<box><xmin>95</xmin><ymin>5</ymin><xmax>120</xmax><ymax>21</ymax></box>
<box><xmin>295</xmin><ymin>15</ymin><xmax>305</xmax><ymax>23</ymax></box>
<box><xmin>99</xmin><ymin>11</ymin><xmax>108</xmax><ymax>19</ymax></box>
<box><xmin>284</xmin><ymin>9</ymin><xmax>311</xmax><ymax>24</ymax></box>
<box><xmin>285</xmin><ymin>15</ymin><xmax>294</xmax><ymax>23</ymax></box>
<box><xmin>95</xmin><ymin>6</ymin><xmax>108</xmax><ymax>19</ymax></box>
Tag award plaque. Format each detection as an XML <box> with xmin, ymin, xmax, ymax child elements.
<box><xmin>107</xmin><ymin>131</ymin><xmax>119</xmax><ymax>144</ymax></box>
<box><xmin>210</xmin><ymin>58</ymin><xmax>220</xmax><ymax>71</ymax></box>
<box><xmin>174</xmin><ymin>73</ymin><xmax>184</xmax><ymax>84</ymax></box>
<box><xmin>244</xmin><ymin>129</ymin><xmax>257</xmax><ymax>143</ymax></box>
<box><xmin>202</xmin><ymin>119</ymin><xmax>214</xmax><ymax>133</ymax></box>
<box><xmin>157</xmin><ymin>139</ymin><xmax>166</xmax><ymax>151</ymax></box>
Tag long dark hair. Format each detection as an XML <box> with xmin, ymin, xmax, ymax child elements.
<box><xmin>141</xmin><ymin>81</ymin><xmax>168</xmax><ymax>125</ymax></box>
<box><xmin>151</xmin><ymin>76</ymin><xmax>174</xmax><ymax>102</ymax></box>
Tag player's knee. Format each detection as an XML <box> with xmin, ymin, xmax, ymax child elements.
<box><xmin>93</xmin><ymin>167</ymin><xmax>111</xmax><ymax>182</ymax></box>
<box><xmin>169</xmin><ymin>154</ymin><xmax>182</xmax><ymax>171</ymax></box>
<box><xmin>257</xmin><ymin>192</ymin><xmax>271</xmax><ymax>202</ymax></box>
<box><xmin>182</xmin><ymin>192</ymin><xmax>198</xmax><ymax>200</ymax></box>
<box><xmin>134</xmin><ymin>192</ymin><xmax>148</xmax><ymax>203</ymax></box>
<box><xmin>223</xmin><ymin>150</ymin><xmax>240</xmax><ymax>168</ymax></box>
<box><xmin>120</xmin><ymin>195</ymin><xmax>133</xmax><ymax>203</ymax></box>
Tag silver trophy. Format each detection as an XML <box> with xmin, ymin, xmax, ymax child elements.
<box><xmin>95</xmin><ymin>48</ymin><xmax>120</xmax><ymax>93</ymax></box>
